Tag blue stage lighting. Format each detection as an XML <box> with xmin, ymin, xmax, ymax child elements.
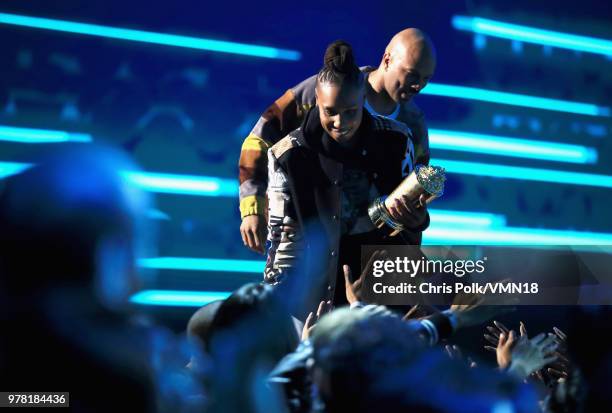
<box><xmin>424</xmin><ymin>226</ymin><xmax>612</xmax><ymax>246</ymax></box>
<box><xmin>436</xmin><ymin>159</ymin><xmax>612</xmax><ymax>188</ymax></box>
<box><xmin>0</xmin><ymin>162</ymin><xmax>239</xmax><ymax>196</ymax></box>
<box><xmin>0</xmin><ymin>162</ymin><xmax>32</xmax><ymax>178</ymax></box>
<box><xmin>452</xmin><ymin>15</ymin><xmax>612</xmax><ymax>58</ymax></box>
<box><xmin>123</xmin><ymin>171</ymin><xmax>238</xmax><ymax>197</ymax></box>
<box><xmin>3</xmin><ymin>159</ymin><xmax>612</xmax><ymax>191</ymax></box>
<box><xmin>0</xmin><ymin>12</ymin><xmax>301</xmax><ymax>61</ymax></box>
<box><xmin>429</xmin><ymin>209</ymin><xmax>507</xmax><ymax>228</ymax></box>
<box><xmin>429</xmin><ymin>129</ymin><xmax>598</xmax><ymax>164</ymax></box>
<box><xmin>130</xmin><ymin>290</ymin><xmax>231</xmax><ymax>307</ymax></box>
<box><xmin>423</xmin><ymin>84</ymin><xmax>609</xmax><ymax>117</ymax></box>
<box><xmin>0</xmin><ymin>125</ymin><xmax>92</xmax><ymax>143</ymax></box>
<box><xmin>138</xmin><ymin>257</ymin><xmax>264</xmax><ymax>273</ymax></box>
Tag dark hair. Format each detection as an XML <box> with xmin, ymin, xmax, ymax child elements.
<box><xmin>317</xmin><ymin>40</ymin><xmax>363</xmax><ymax>87</ymax></box>
<box><xmin>205</xmin><ymin>282</ymin><xmax>298</xmax><ymax>360</ymax></box>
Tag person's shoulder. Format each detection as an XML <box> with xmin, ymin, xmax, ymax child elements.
<box><xmin>370</xmin><ymin>114</ymin><xmax>411</xmax><ymax>138</ymax></box>
<box><xmin>290</xmin><ymin>74</ymin><xmax>318</xmax><ymax>106</ymax></box>
<box><xmin>270</xmin><ymin>130</ymin><xmax>303</xmax><ymax>159</ymax></box>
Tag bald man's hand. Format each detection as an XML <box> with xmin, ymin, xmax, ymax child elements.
<box><xmin>240</xmin><ymin>214</ymin><xmax>266</xmax><ymax>254</ymax></box>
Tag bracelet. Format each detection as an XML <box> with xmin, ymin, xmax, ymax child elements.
<box><xmin>368</xmin><ymin>196</ymin><xmax>404</xmax><ymax>236</ymax></box>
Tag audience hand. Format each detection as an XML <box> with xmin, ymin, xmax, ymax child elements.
<box><xmin>302</xmin><ymin>300</ymin><xmax>333</xmax><ymax>341</ymax></box>
<box><xmin>507</xmin><ymin>333</ymin><xmax>559</xmax><ymax>380</ymax></box>
<box><xmin>343</xmin><ymin>250</ymin><xmax>387</xmax><ymax>305</ymax></box>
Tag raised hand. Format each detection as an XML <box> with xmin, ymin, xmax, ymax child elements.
<box><xmin>444</xmin><ymin>344</ymin><xmax>477</xmax><ymax>368</ymax></box>
<box><xmin>343</xmin><ymin>250</ymin><xmax>387</xmax><ymax>305</ymax></box>
<box><xmin>546</xmin><ymin>327</ymin><xmax>571</xmax><ymax>381</ymax></box>
<box><xmin>402</xmin><ymin>304</ymin><xmax>439</xmax><ymax>321</ymax></box>
<box><xmin>302</xmin><ymin>300</ymin><xmax>333</xmax><ymax>341</ymax></box>
<box><xmin>507</xmin><ymin>333</ymin><xmax>559</xmax><ymax>380</ymax></box>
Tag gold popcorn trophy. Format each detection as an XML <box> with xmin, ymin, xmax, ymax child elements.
<box><xmin>368</xmin><ymin>165</ymin><xmax>446</xmax><ymax>236</ymax></box>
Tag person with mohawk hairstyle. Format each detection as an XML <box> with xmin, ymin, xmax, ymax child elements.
<box><xmin>263</xmin><ymin>40</ymin><xmax>429</xmax><ymax>307</ymax></box>
<box><xmin>239</xmin><ymin>29</ymin><xmax>436</xmax><ymax>254</ymax></box>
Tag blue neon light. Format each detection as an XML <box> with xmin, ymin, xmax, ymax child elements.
<box><xmin>429</xmin><ymin>129</ymin><xmax>598</xmax><ymax>164</ymax></box>
<box><xmin>0</xmin><ymin>162</ymin><xmax>32</xmax><ymax>178</ymax></box>
<box><xmin>146</xmin><ymin>209</ymin><xmax>171</xmax><ymax>221</ymax></box>
<box><xmin>429</xmin><ymin>209</ymin><xmax>506</xmax><ymax>228</ymax></box>
<box><xmin>3</xmin><ymin>159</ymin><xmax>612</xmax><ymax>192</ymax></box>
<box><xmin>0</xmin><ymin>12</ymin><xmax>301</xmax><ymax>61</ymax></box>
<box><xmin>0</xmin><ymin>162</ymin><xmax>238</xmax><ymax>196</ymax></box>
<box><xmin>436</xmin><ymin>159</ymin><xmax>612</xmax><ymax>188</ymax></box>
<box><xmin>452</xmin><ymin>15</ymin><xmax>612</xmax><ymax>58</ymax></box>
<box><xmin>138</xmin><ymin>257</ymin><xmax>264</xmax><ymax>273</ymax></box>
<box><xmin>123</xmin><ymin>171</ymin><xmax>238</xmax><ymax>197</ymax></box>
<box><xmin>423</xmin><ymin>84</ymin><xmax>609</xmax><ymax>117</ymax></box>
<box><xmin>130</xmin><ymin>290</ymin><xmax>231</xmax><ymax>307</ymax></box>
<box><xmin>424</xmin><ymin>226</ymin><xmax>612</xmax><ymax>246</ymax></box>
<box><xmin>0</xmin><ymin>125</ymin><xmax>92</xmax><ymax>143</ymax></box>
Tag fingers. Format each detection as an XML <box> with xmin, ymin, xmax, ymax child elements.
<box><xmin>403</xmin><ymin>305</ymin><xmax>420</xmax><ymax>321</ymax></box>
<box><xmin>244</xmin><ymin>228</ymin><xmax>257</xmax><ymax>251</ymax></box>
<box><xmin>484</xmin><ymin>333</ymin><xmax>499</xmax><ymax>346</ymax></box>
<box><xmin>540</xmin><ymin>335</ymin><xmax>559</xmax><ymax>355</ymax></box>
<box><xmin>543</xmin><ymin>355</ymin><xmax>558</xmax><ymax>365</ymax></box>
<box><xmin>403</xmin><ymin>304</ymin><xmax>437</xmax><ymax>321</ymax></box>
<box><xmin>444</xmin><ymin>344</ymin><xmax>463</xmax><ymax>360</ymax></box>
<box><xmin>519</xmin><ymin>321</ymin><xmax>528</xmax><ymax>337</ymax></box>
<box><xmin>304</xmin><ymin>311</ymin><xmax>315</xmax><ymax>330</ymax></box>
<box><xmin>316</xmin><ymin>300</ymin><xmax>326</xmax><ymax>319</ymax></box>
<box><xmin>240</xmin><ymin>227</ymin><xmax>248</xmax><ymax>247</ymax></box>
<box><xmin>498</xmin><ymin>332</ymin><xmax>507</xmax><ymax>347</ymax></box>
<box><xmin>387</xmin><ymin>198</ymin><xmax>422</xmax><ymax>225</ymax></box>
<box><xmin>553</xmin><ymin>327</ymin><xmax>567</xmax><ymax>341</ymax></box>
<box><xmin>253</xmin><ymin>231</ymin><xmax>264</xmax><ymax>254</ymax></box>
<box><xmin>452</xmin><ymin>345</ymin><xmax>463</xmax><ymax>359</ymax></box>
<box><xmin>343</xmin><ymin>264</ymin><xmax>352</xmax><ymax>287</ymax></box>
<box><xmin>445</xmin><ymin>344</ymin><xmax>454</xmax><ymax>359</ymax></box>
<box><xmin>302</xmin><ymin>311</ymin><xmax>315</xmax><ymax>340</ymax></box>
<box><xmin>303</xmin><ymin>300</ymin><xmax>333</xmax><ymax>341</ymax></box>
<box><xmin>507</xmin><ymin>330</ymin><xmax>516</xmax><ymax>345</ymax></box>
<box><xmin>547</xmin><ymin>368</ymin><xmax>568</xmax><ymax>379</ymax></box>
<box><xmin>484</xmin><ymin>345</ymin><xmax>496</xmax><ymax>352</ymax></box>
<box><xmin>486</xmin><ymin>325</ymin><xmax>501</xmax><ymax>339</ymax></box>
<box><xmin>240</xmin><ymin>219</ymin><xmax>265</xmax><ymax>253</ymax></box>
<box><xmin>418</xmin><ymin>193</ymin><xmax>427</xmax><ymax>208</ymax></box>
<box><xmin>493</xmin><ymin>320</ymin><xmax>509</xmax><ymax>335</ymax></box>
<box><xmin>553</xmin><ymin>351</ymin><xmax>570</xmax><ymax>365</ymax></box>
<box><xmin>316</xmin><ymin>300</ymin><xmax>333</xmax><ymax>319</ymax></box>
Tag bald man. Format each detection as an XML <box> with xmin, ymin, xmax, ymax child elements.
<box><xmin>239</xmin><ymin>29</ymin><xmax>437</xmax><ymax>253</ymax></box>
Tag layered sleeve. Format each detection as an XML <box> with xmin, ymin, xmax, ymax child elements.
<box><xmin>263</xmin><ymin>148</ymin><xmax>305</xmax><ymax>283</ymax></box>
<box><xmin>239</xmin><ymin>89</ymin><xmax>297</xmax><ymax>218</ymax></box>
<box><xmin>238</xmin><ymin>75</ymin><xmax>318</xmax><ymax>219</ymax></box>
